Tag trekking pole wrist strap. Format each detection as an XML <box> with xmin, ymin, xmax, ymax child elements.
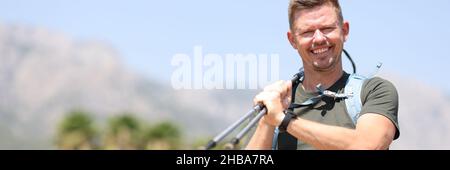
<box><xmin>278</xmin><ymin>110</ymin><xmax>297</xmax><ymax>133</ymax></box>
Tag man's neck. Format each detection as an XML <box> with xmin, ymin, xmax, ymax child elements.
<box><xmin>302</xmin><ymin>66</ymin><xmax>343</xmax><ymax>92</ymax></box>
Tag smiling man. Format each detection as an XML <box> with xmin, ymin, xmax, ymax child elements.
<box><xmin>246</xmin><ymin>0</ymin><xmax>399</xmax><ymax>150</ymax></box>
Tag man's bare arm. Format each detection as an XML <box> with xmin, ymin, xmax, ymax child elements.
<box><xmin>245</xmin><ymin>117</ymin><xmax>276</xmax><ymax>150</ymax></box>
<box><xmin>287</xmin><ymin>113</ymin><xmax>396</xmax><ymax>150</ymax></box>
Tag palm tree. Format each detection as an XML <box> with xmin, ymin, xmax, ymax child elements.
<box><xmin>103</xmin><ymin>114</ymin><xmax>142</xmax><ymax>150</ymax></box>
<box><xmin>143</xmin><ymin>121</ymin><xmax>182</xmax><ymax>150</ymax></box>
<box><xmin>56</xmin><ymin>109</ymin><xmax>98</xmax><ymax>150</ymax></box>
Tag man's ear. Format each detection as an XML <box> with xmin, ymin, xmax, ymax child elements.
<box><xmin>287</xmin><ymin>31</ymin><xmax>298</xmax><ymax>50</ymax></box>
<box><xmin>342</xmin><ymin>21</ymin><xmax>350</xmax><ymax>42</ymax></box>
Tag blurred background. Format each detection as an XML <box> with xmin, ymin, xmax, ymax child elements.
<box><xmin>0</xmin><ymin>0</ymin><xmax>449</xmax><ymax>149</ymax></box>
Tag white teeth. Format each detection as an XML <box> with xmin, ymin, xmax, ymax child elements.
<box><xmin>312</xmin><ymin>47</ymin><xmax>329</xmax><ymax>54</ymax></box>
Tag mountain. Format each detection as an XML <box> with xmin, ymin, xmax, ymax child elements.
<box><xmin>0</xmin><ymin>23</ymin><xmax>257</xmax><ymax>148</ymax></box>
<box><xmin>0</xmin><ymin>23</ymin><xmax>449</xmax><ymax>149</ymax></box>
<box><xmin>382</xmin><ymin>73</ymin><xmax>450</xmax><ymax>149</ymax></box>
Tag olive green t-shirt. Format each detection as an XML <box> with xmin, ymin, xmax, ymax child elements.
<box><xmin>293</xmin><ymin>72</ymin><xmax>400</xmax><ymax>150</ymax></box>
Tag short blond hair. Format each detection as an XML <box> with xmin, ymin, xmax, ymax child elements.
<box><xmin>288</xmin><ymin>0</ymin><xmax>344</xmax><ymax>30</ymax></box>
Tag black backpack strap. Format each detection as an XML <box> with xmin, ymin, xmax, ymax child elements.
<box><xmin>277</xmin><ymin>69</ymin><xmax>303</xmax><ymax>150</ymax></box>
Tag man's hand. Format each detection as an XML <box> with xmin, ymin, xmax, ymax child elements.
<box><xmin>253</xmin><ymin>80</ymin><xmax>292</xmax><ymax>127</ymax></box>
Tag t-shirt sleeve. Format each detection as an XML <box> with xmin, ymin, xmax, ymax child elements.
<box><xmin>360</xmin><ymin>77</ymin><xmax>400</xmax><ymax>140</ymax></box>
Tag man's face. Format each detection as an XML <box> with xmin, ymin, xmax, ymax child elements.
<box><xmin>288</xmin><ymin>3</ymin><xmax>349</xmax><ymax>72</ymax></box>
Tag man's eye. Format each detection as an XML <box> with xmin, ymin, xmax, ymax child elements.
<box><xmin>301</xmin><ymin>31</ymin><xmax>314</xmax><ymax>37</ymax></box>
<box><xmin>322</xmin><ymin>27</ymin><xmax>335</xmax><ymax>34</ymax></box>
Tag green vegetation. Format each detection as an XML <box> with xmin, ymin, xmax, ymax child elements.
<box><xmin>56</xmin><ymin>110</ymin><xmax>98</xmax><ymax>149</ymax></box>
<box><xmin>142</xmin><ymin>121</ymin><xmax>181</xmax><ymax>149</ymax></box>
<box><xmin>55</xmin><ymin>109</ymin><xmax>252</xmax><ymax>150</ymax></box>
<box><xmin>103</xmin><ymin>114</ymin><xmax>142</xmax><ymax>149</ymax></box>
<box><xmin>55</xmin><ymin>110</ymin><xmax>187</xmax><ymax>150</ymax></box>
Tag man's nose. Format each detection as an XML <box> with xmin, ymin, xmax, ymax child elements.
<box><xmin>312</xmin><ymin>29</ymin><xmax>327</xmax><ymax>46</ymax></box>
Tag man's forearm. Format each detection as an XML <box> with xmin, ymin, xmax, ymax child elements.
<box><xmin>247</xmin><ymin>111</ymin><xmax>393</xmax><ymax>150</ymax></box>
<box><xmin>287</xmin><ymin>118</ymin><xmax>360</xmax><ymax>150</ymax></box>
<box><xmin>247</xmin><ymin>115</ymin><xmax>362</xmax><ymax>150</ymax></box>
<box><xmin>246</xmin><ymin>119</ymin><xmax>276</xmax><ymax>150</ymax></box>
<box><xmin>286</xmin><ymin>113</ymin><xmax>394</xmax><ymax>150</ymax></box>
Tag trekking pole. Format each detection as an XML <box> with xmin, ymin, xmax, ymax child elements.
<box><xmin>205</xmin><ymin>72</ymin><xmax>303</xmax><ymax>150</ymax></box>
<box><xmin>224</xmin><ymin>107</ymin><xmax>267</xmax><ymax>149</ymax></box>
<box><xmin>204</xmin><ymin>104</ymin><xmax>264</xmax><ymax>150</ymax></box>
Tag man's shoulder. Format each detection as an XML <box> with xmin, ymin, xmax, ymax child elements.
<box><xmin>362</xmin><ymin>76</ymin><xmax>397</xmax><ymax>93</ymax></box>
<box><xmin>360</xmin><ymin>76</ymin><xmax>399</xmax><ymax>105</ymax></box>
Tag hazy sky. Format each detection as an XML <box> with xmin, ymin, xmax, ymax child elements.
<box><xmin>1</xmin><ymin>0</ymin><xmax>450</xmax><ymax>92</ymax></box>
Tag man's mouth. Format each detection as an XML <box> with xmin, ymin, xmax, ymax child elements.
<box><xmin>311</xmin><ymin>46</ymin><xmax>332</xmax><ymax>55</ymax></box>
<box><xmin>309</xmin><ymin>45</ymin><xmax>334</xmax><ymax>60</ymax></box>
